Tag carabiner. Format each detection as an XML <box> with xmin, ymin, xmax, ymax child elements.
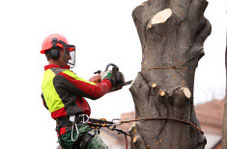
<box><xmin>71</xmin><ymin>123</ymin><xmax>79</xmax><ymax>142</ymax></box>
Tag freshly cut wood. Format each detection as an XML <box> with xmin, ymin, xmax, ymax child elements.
<box><xmin>151</xmin><ymin>8</ymin><xmax>172</xmax><ymax>25</ymax></box>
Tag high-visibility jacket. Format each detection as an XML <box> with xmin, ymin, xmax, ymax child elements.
<box><xmin>41</xmin><ymin>64</ymin><xmax>112</xmax><ymax>119</ymax></box>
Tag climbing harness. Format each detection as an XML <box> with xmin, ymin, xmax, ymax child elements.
<box><xmin>56</xmin><ymin>114</ymin><xmax>130</xmax><ymax>148</ymax></box>
<box><xmin>56</xmin><ymin>114</ymin><xmax>90</xmax><ymax>142</ymax></box>
<box><xmin>57</xmin><ymin>114</ymin><xmax>204</xmax><ymax>149</ymax></box>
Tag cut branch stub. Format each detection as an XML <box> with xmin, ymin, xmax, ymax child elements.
<box><xmin>159</xmin><ymin>90</ymin><xmax>166</xmax><ymax>97</ymax></box>
<box><xmin>151</xmin><ymin>83</ymin><xmax>157</xmax><ymax>89</ymax></box>
<box><xmin>181</xmin><ymin>87</ymin><xmax>191</xmax><ymax>99</ymax></box>
<box><xmin>150</xmin><ymin>83</ymin><xmax>160</xmax><ymax>96</ymax></box>
<box><xmin>150</xmin><ymin>8</ymin><xmax>172</xmax><ymax>26</ymax></box>
<box><xmin>173</xmin><ymin>87</ymin><xmax>191</xmax><ymax>102</ymax></box>
<box><xmin>129</xmin><ymin>123</ymin><xmax>148</xmax><ymax>149</ymax></box>
<box><xmin>159</xmin><ymin>90</ymin><xmax>168</xmax><ymax>100</ymax></box>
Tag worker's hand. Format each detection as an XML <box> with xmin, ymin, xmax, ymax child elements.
<box><xmin>101</xmin><ymin>70</ymin><xmax>118</xmax><ymax>87</ymax></box>
<box><xmin>89</xmin><ymin>74</ymin><xmax>101</xmax><ymax>84</ymax></box>
<box><xmin>101</xmin><ymin>70</ymin><xmax>125</xmax><ymax>89</ymax></box>
<box><xmin>101</xmin><ymin>70</ymin><xmax>112</xmax><ymax>81</ymax></box>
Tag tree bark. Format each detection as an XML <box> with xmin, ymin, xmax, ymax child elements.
<box><xmin>222</xmin><ymin>32</ymin><xmax>227</xmax><ymax>149</ymax></box>
<box><xmin>129</xmin><ymin>0</ymin><xmax>211</xmax><ymax>148</ymax></box>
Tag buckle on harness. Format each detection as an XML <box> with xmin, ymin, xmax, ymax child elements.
<box><xmin>69</xmin><ymin>114</ymin><xmax>89</xmax><ymax>124</ymax></box>
<box><xmin>79</xmin><ymin>114</ymin><xmax>89</xmax><ymax>123</ymax></box>
<box><xmin>69</xmin><ymin>115</ymin><xmax>76</xmax><ymax>122</ymax></box>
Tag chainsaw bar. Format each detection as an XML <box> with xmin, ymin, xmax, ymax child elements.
<box><xmin>120</xmin><ymin>80</ymin><xmax>133</xmax><ymax>87</ymax></box>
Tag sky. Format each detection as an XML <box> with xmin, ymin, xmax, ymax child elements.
<box><xmin>0</xmin><ymin>0</ymin><xmax>226</xmax><ymax>148</ymax></box>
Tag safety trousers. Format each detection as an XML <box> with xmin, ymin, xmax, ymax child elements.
<box><xmin>58</xmin><ymin>125</ymin><xmax>108</xmax><ymax>149</ymax></box>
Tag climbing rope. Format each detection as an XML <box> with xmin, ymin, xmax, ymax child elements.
<box><xmin>72</xmin><ymin>115</ymin><xmax>204</xmax><ymax>149</ymax></box>
<box><xmin>142</xmin><ymin>66</ymin><xmax>188</xmax><ymax>71</ymax></box>
<box><xmin>119</xmin><ymin>117</ymin><xmax>204</xmax><ymax>134</ymax></box>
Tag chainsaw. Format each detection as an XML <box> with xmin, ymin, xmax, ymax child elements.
<box><xmin>94</xmin><ymin>63</ymin><xmax>133</xmax><ymax>90</ymax></box>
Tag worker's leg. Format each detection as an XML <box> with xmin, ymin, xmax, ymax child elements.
<box><xmin>58</xmin><ymin>131</ymin><xmax>76</xmax><ymax>149</ymax></box>
<box><xmin>86</xmin><ymin>135</ymin><xmax>108</xmax><ymax>149</ymax></box>
<box><xmin>58</xmin><ymin>125</ymin><xmax>108</xmax><ymax>149</ymax></box>
<box><xmin>58</xmin><ymin>125</ymin><xmax>91</xmax><ymax>149</ymax></box>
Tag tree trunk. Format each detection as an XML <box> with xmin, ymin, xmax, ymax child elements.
<box><xmin>129</xmin><ymin>0</ymin><xmax>211</xmax><ymax>148</ymax></box>
<box><xmin>222</xmin><ymin>32</ymin><xmax>227</xmax><ymax>149</ymax></box>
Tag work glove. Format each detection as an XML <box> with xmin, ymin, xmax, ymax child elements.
<box><xmin>101</xmin><ymin>70</ymin><xmax>116</xmax><ymax>85</ymax></box>
<box><xmin>105</xmin><ymin>71</ymin><xmax>125</xmax><ymax>90</ymax></box>
<box><xmin>101</xmin><ymin>70</ymin><xmax>125</xmax><ymax>90</ymax></box>
<box><xmin>101</xmin><ymin>70</ymin><xmax>112</xmax><ymax>81</ymax></box>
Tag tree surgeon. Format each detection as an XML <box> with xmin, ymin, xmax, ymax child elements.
<box><xmin>129</xmin><ymin>0</ymin><xmax>211</xmax><ymax>148</ymax></box>
<box><xmin>40</xmin><ymin>33</ymin><xmax>124</xmax><ymax>149</ymax></box>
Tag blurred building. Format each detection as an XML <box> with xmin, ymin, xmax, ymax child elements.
<box><xmin>195</xmin><ymin>99</ymin><xmax>224</xmax><ymax>149</ymax></box>
<box><xmin>100</xmin><ymin>99</ymin><xmax>224</xmax><ymax>149</ymax></box>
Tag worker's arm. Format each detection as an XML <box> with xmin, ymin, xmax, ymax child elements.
<box><xmin>89</xmin><ymin>74</ymin><xmax>101</xmax><ymax>84</ymax></box>
<box><xmin>54</xmin><ymin>70</ymin><xmax>112</xmax><ymax>100</ymax></box>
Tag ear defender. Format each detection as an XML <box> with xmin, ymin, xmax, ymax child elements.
<box><xmin>50</xmin><ymin>38</ymin><xmax>60</xmax><ymax>60</ymax></box>
<box><xmin>50</xmin><ymin>48</ymin><xmax>60</xmax><ymax>60</ymax></box>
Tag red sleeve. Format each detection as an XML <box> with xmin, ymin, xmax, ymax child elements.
<box><xmin>58</xmin><ymin>72</ymin><xmax>112</xmax><ymax>100</ymax></box>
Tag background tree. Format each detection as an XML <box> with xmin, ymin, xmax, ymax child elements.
<box><xmin>129</xmin><ymin>0</ymin><xmax>211</xmax><ymax>148</ymax></box>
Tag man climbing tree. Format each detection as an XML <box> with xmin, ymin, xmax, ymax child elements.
<box><xmin>40</xmin><ymin>33</ymin><xmax>124</xmax><ymax>149</ymax></box>
<box><xmin>129</xmin><ymin>0</ymin><xmax>211</xmax><ymax>148</ymax></box>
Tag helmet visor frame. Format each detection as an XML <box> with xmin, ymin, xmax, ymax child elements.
<box><xmin>63</xmin><ymin>44</ymin><xmax>76</xmax><ymax>68</ymax></box>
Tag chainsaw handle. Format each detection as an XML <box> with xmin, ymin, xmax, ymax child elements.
<box><xmin>105</xmin><ymin>63</ymin><xmax>119</xmax><ymax>71</ymax></box>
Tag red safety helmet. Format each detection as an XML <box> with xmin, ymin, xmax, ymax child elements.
<box><xmin>40</xmin><ymin>33</ymin><xmax>75</xmax><ymax>54</ymax></box>
<box><xmin>40</xmin><ymin>33</ymin><xmax>76</xmax><ymax>68</ymax></box>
